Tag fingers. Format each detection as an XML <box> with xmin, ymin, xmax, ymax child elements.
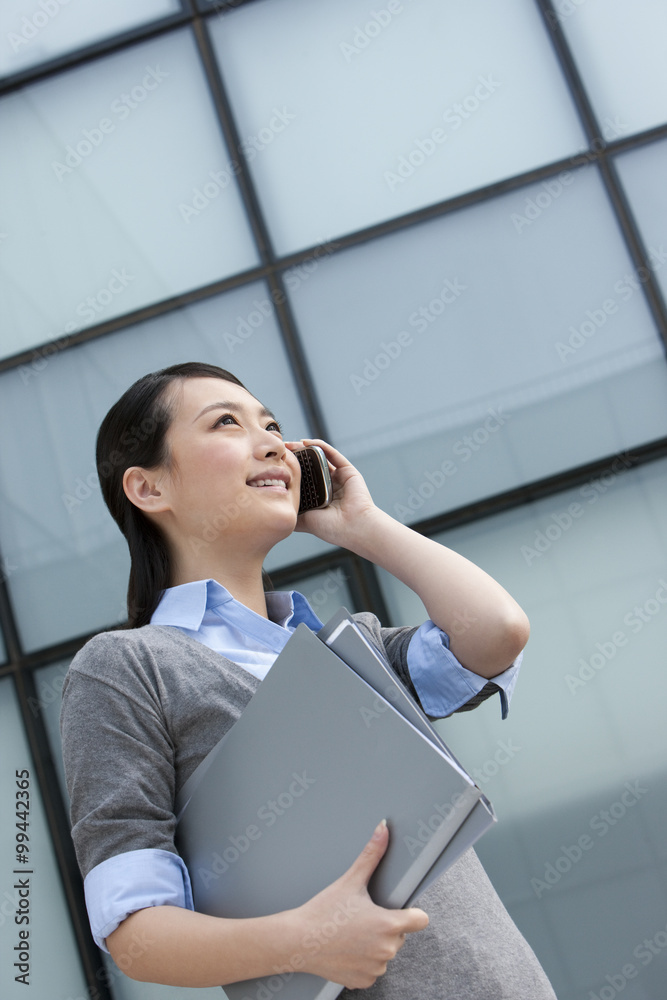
<box><xmin>297</xmin><ymin>819</ymin><xmax>428</xmax><ymax>989</ymax></box>
<box><xmin>285</xmin><ymin>438</ymin><xmax>351</xmax><ymax>470</ymax></box>
<box><xmin>340</xmin><ymin>819</ymin><xmax>389</xmax><ymax>888</ymax></box>
<box><xmin>402</xmin><ymin>907</ymin><xmax>430</xmax><ymax>934</ymax></box>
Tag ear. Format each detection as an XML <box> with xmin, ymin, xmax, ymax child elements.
<box><xmin>123</xmin><ymin>467</ymin><xmax>170</xmax><ymax>514</ymax></box>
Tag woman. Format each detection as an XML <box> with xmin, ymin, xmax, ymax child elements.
<box><xmin>61</xmin><ymin>361</ymin><xmax>557</xmax><ymax>997</ymax></box>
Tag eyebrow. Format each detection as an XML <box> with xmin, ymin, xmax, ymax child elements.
<box><xmin>193</xmin><ymin>401</ymin><xmax>280</xmax><ymax>424</ymax></box>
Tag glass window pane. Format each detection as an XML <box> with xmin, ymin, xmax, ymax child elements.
<box><xmin>287</xmin><ymin>165</ymin><xmax>667</xmax><ymax>523</ymax></box>
<box><xmin>0</xmin><ymin>676</ymin><xmax>89</xmax><ymax>999</ymax></box>
<box><xmin>103</xmin><ymin>962</ymin><xmax>225</xmax><ymax>1000</ymax></box>
<box><xmin>0</xmin><ymin>28</ymin><xmax>258</xmax><ymax>361</ymax></box>
<box><xmin>557</xmin><ymin>0</ymin><xmax>667</xmax><ymax>138</ymax></box>
<box><xmin>0</xmin><ymin>0</ymin><xmax>182</xmax><ymax>79</ymax></box>
<box><xmin>615</xmin><ymin>138</ymin><xmax>667</xmax><ymax>303</ymax></box>
<box><xmin>0</xmin><ymin>281</ymin><xmax>329</xmax><ymax>653</ymax></box>
<box><xmin>211</xmin><ymin>0</ymin><xmax>586</xmax><ymax>254</ymax></box>
<box><xmin>34</xmin><ymin>659</ymin><xmax>70</xmax><ymax>803</ymax></box>
<box><xmin>279</xmin><ymin>567</ymin><xmax>354</xmax><ymax>626</ymax></box>
<box><xmin>378</xmin><ymin>457</ymin><xmax>667</xmax><ymax>999</ymax></box>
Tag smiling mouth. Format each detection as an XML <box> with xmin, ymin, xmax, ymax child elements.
<box><xmin>247</xmin><ymin>479</ymin><xmax>289</xmax><ymax>490</ymax></box>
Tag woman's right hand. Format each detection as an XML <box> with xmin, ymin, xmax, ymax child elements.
<box><xmin>292</xmin><ymin>820</ymin><xmax>429</xmax><ymax>989</ymax></box>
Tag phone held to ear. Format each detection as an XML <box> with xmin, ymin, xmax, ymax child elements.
<box><xmin>295</xmin><ymin>445</ymin><xmax>333</xmax><ymax>514</ymax></box>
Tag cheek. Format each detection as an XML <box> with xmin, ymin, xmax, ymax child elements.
<box><xmin>174</xmin><ymin>450</ymin><xmax>241</xmax><ymax>504</ymax></box>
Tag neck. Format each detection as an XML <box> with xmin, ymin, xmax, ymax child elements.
<box><xmin>170</xmin><ymin>546</ymin><xmax>270</xmax><ymax>618</ymax></box>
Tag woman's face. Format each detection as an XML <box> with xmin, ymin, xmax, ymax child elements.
<box><xmin>152</xmin><ymin>377</ymin><xmax>301</xmax><ymax>552</ymax></box>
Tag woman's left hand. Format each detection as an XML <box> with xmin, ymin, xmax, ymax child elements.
<box><xmin>285</xmin><ymin>439</ymin><xmax>377</xmax><ymax>548</ymax></box>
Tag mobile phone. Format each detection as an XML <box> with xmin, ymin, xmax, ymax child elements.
<box><xmin>295</xmin><ymin>445</ymin><xmax>333</xmax><ymax>514</ymax></box>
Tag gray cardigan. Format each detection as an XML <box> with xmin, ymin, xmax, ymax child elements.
<box><xmin>61</xmin><ymin>616</ymin><xmax>557</xmax><ymax>999</ymax></box>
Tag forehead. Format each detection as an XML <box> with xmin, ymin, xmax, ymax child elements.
<box><xmin>170</xmin><ymin>377</ymin><xmax>264</xmax><ymax>419</ymax></box>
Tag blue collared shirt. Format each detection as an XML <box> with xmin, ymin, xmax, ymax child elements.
<box><xmin>85</xmin><ymin>580</ymin><xmax>521</xmax><ymax>950</ymax></box>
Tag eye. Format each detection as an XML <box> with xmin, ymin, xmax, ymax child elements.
<box><xmin>213</xmin><ymin>413</ymin><xmax>239</xmax><ymax>428</ymax></box>
<box><xmin>266</xmin><ymin>419</ymin><xmax>283</xmax><ymax>434</ymax></box>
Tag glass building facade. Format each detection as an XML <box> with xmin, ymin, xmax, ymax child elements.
<box><xmin>0</xmin><ymin>1</ymin><xmax>666</xmax><ymax>998</ymax></box>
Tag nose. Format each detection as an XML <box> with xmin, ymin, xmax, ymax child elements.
<box><xmin>255</xmin><ymin>428</ymin><xmax>286</xmax><ymax>460</ymax></box>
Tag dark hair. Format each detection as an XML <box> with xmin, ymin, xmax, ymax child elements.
<box><xmin>96</xmin><ymin>362</ymin><xmax>247</xmax><ymax>628</ymax></box>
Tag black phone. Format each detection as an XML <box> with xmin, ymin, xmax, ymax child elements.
<box><xmin>295</xmin><ymin>445</ymin><xmax>333</xmax><ymax>514</ymax></box>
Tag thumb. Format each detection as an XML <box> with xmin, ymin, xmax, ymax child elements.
<box><xmin>340</xmin><ymin>819</ymin><xmax>389</xmax><ymax>889</ymax></box>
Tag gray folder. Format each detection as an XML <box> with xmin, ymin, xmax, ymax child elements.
<box><xmin>318</xmin><ymin>609</ymin><xmax>495</xmax><ymax>903</ymax></box>
<box><xmin>176</xmin><ymin>619</ymin><xmax>495</xmax><ymax>1000</ymax></box>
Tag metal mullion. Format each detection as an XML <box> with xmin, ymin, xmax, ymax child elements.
<box><xmin>272</xmin><ymin>155</ymin><xmax>606</xmax><ymax>270</ymax></box>
<box><xmin>3</xmin><ymin>126</ymin><xmax>665</xmax><ymax>379</ymax></box>
<box><xmin>0</xmin><ymin>561</ymin><xmax>108</xmax><ymax>994</ymax></box>
<box><xmin>535</xmin><ymin>0</ymin><xmax>603</xmax><ymax>144</ymax></box>
<box><xmin>0</xmin><ymin>12</ymin><xmax>192</xmax><ymax>96</ymax></box>
<box><xmin>604</xmin><ymin>122</ymin><xmax>667</xmax><ymax>157</ymax></box>
<box><xmin>345</xmin><ymin>558</ymin><xmax>392</xmax><ymax>626</ymax></box>
<box><xmin>265</xmin><ymin>270</ymin><xmax>331</xmax><ymax>439</ymax></box>
<box><xmin>189</xmin><ymin>15</ymin><xmax>274</xmax><ymax>263</ymax></box>
<box><xmin>197</xmin><ymin>0</ymin><xmax>264</xmax><ymax>16</ymax></box>
<box><xmin>190</xmin><ymin>15</ymin><xmax>330</xmax><ymax>438</ymax></box>
<box><xmin>0</xmin><ymin>262</ymin><xmax>271</xmax><ymax>375</ymax></box>
<box><xmin>536</xmin><ymin>0</ymin><xmax>667</xmax><ymax>356</ymax></box>
<box><xmin>598</xmin><ymin>155</ymin><xmax>667</xmax><ymax>355</ymax></box>
<box><xmin>407</xmin><ymin>437</ymin><xmax>667</xmax><ymax>542</ymax></box>
<box><xmin>13</xmin><ymin>666</ymin><xmax>113</xmax><ymax>1000</ymax></box>
<box><xmin>269</xmin><ymin>551</ymin><xmax>390</xmax><ymax>628</ymax></box>
<box><xmin>0</xmin><ymin>558</ymin><xmax>110</xmax><ymax>995</ymax></box>
<box><xmin>269</xmin><ymin>550</ymin><xmax>350</xmax><ymax>590</ymax></box>
<box><xmin>0</xmin><ymin>565</ymin><xmax>23</xmax><ymax>665</ymax></box>
<box><xmin>11</xmin><ymin>437</ymin><xmax>667</xmax><ymax>674</ymax></box>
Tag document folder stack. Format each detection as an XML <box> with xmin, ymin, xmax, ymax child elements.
<box><xmin>176</xmin><ymin>609</ymin><xmax>496</xmax><ymax>1000</ymax></box>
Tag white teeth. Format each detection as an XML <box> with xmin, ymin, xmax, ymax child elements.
<box><xmin>249</xmin><ymin>479</ymin><xmax>287</xmax><ymax>488</ymax></box>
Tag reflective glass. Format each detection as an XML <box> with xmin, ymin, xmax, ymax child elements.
<box><xmin>279</xmin><ymin>567</ymin><xmax>354</xmax><ymax>626</ymax></box>
<box><xmin>614</xmin><ymin>138</ymin><xmax>667</xmax><ymax>304</ymax></box>
<box><xmin>34</xmin><ymin>659</ymin><xmax>70</xmax><ymax>803</ymax></box>
<box><xmin>104</xmin><ymin>964</ymin><xmax>224</xmax><ymax>1000</ymax></box>
<box><xmin>378</xmin><ymin>457</ymin><xmax>667</xmax><ymax>1000</ymax></box>
<box><xmin>210</xmin><ymin>0</ymin><xmax>586</xmax><ymax>254</ymax></box>
<box><xmin>286</xmin><ymin>165</ymin><xmax>667</xmax><ymax>523</ymax></box>
<box><xmin>0</xmin><ymin>282</ymin><xmax>327</xmax><ymax>653</ymax></box>
<box><xmin>0</xmin><ymin>28</ymin><xmax>258</xmax><ymax>361</ymax></box>
<box><xmin>0</xmin><ymin>0</ymin><xmax>182</xmax><ymax>79</ymax></box>
<box><xmin>0</xmin><ymin>676</ymin><xmax>89</xmax><ymax>999</ymax></box>
<box><xmin>557</xmin><ymin>0</ymin><xmax>667</xmax><ymax>138</ymax></box>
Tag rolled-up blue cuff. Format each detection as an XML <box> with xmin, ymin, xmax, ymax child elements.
<box><xmin>83</xmin><ymin>848</ymin><xmax>193</xmax><ymax>952</ymax></box>
<box><xmin>406</xmin><ymin>620</ymin><xmax>522</xmax><ymax>719</ymax></box>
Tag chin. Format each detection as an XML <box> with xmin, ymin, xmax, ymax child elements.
<box><xmin>266</xmin><ymin>508</ymin><xmax>300</xmax><ymax>543</ymax></box>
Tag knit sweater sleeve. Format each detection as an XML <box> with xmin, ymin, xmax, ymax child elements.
<box><xmin>60</xmin><ymin>630</ymin><xmax>182</xmax><ymax>880</ymax></box>
<box><xmin>350</xmin><ymin>611</ymin><xmax>506</xmax><ymax>719</ymax></box>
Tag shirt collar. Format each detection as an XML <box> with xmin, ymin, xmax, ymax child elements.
<box><xmin>150</xmin><ymin>578</ymin><xmax>323</xmax><ymax>632</ymax></box>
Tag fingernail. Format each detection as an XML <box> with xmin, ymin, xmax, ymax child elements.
<box><xmin>372</xmin><ymin>819</ymin><xmax>387</xmax><ymax>840</ymax></box>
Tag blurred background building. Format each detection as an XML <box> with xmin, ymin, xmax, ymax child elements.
<box><xmin>1</xmin><ymin>1</ymin><xmax>666</xmax><ymax>998</ymax></box>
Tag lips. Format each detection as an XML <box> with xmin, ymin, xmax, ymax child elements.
<box><xmin>246</xmin><ymin>470</ymin><xmax>290</xmax><ymax>490</ymax></box>
<box><xmin>248</xmin><ymin>479</ymin><xmax>288</xmax><ymax>489</ymax></box>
